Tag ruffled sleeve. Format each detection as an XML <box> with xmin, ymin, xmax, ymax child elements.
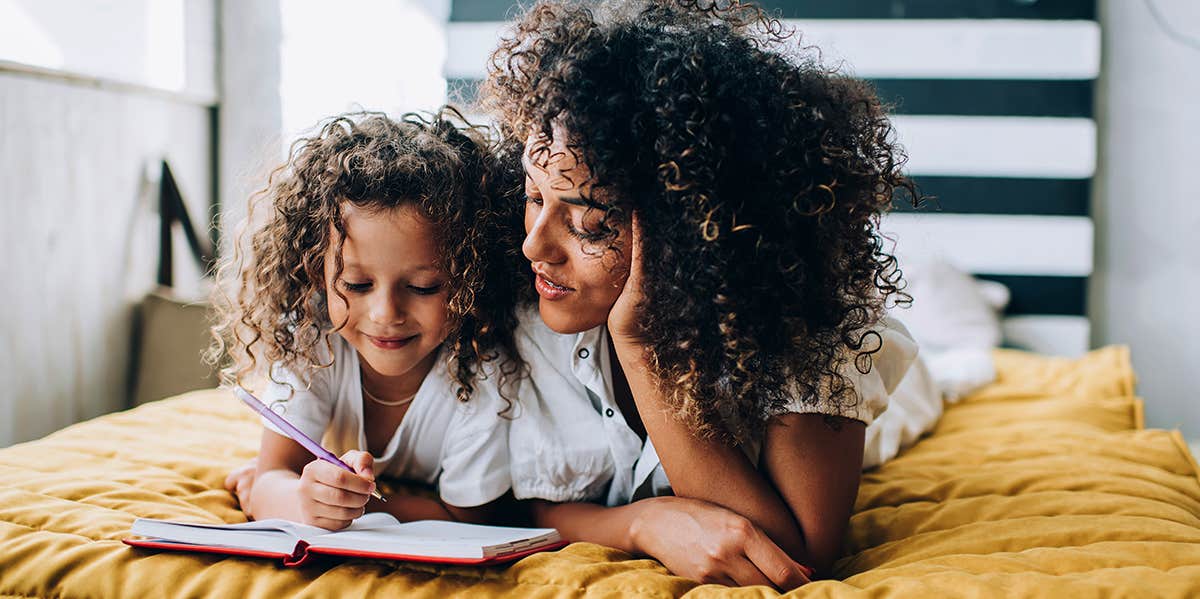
<box><xmin>779</xmin><ymin>316</ymin><xmax>919</xmax><ymax>426</ymax></box>
<box><xmin>436</xmin><ymin>372</ymin><xmax>513</xmax><ymax>508</ymax></box>
<box><xmin>258</xmin><ymin>360</ymin><xmax>335</xmax><ymax>444</ymax></box>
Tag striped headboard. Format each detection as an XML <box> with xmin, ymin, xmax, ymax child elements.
<box><xmin>444</xmin><ymin>0</ymin><xmax>1098</xmax><ymax>357</ymax></box>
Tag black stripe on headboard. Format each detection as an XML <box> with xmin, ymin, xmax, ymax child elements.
<box><xmin>450</xmin><ymin>0</ymin><xmax>1097</xmax><ymax>22</ymax></box>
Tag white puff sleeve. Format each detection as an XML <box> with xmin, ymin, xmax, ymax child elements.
<box><xmin>436</xmin><ymin>369</ymin><xmax>513</xmax><ymax>508</ymax></box>
<box><xmin>259</xmin><ymin>360</ymin><xmax>335</xmax><ymax>444</ymax></box>
<box><xmin>506</xmin><ymin>314</ymin><xmax>615</xmax><ymax>503</ymax></box>
<box><xmin>779</xmin><ymin>316</ymin><xmax>919</xmax><ymax>426</ymax></box>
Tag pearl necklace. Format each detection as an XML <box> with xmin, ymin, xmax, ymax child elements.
<box><xmin>361</xmin><ymin>375</ymin><xmax>417</xmax><ymax>407</ymax></box>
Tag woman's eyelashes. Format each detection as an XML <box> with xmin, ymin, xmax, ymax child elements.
<box><xmin>565</xmin><ymin>217</ymin><xmax>596</xmax><ymax>241</ymax></box>
<box><xmin>567</xmin><ymin>210</ymin><xmax>608</xmax><ymax>242</ymax></box>
<box><xmin>527</xmin><ymin>190</ymin><xmax>606</xmax><ymax>242</ymax></box>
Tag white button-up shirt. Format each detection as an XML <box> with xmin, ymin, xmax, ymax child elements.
<box><xmin>508</xmin><ymin>307</ymin><xmax>923</xmax><ymax>506</ymax></box>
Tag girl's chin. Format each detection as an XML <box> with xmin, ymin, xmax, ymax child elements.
<box><xmin>360</xmin><ymin>359</ymin><xmax>421</xmax><ymax>378</ymax></box>
<box><xmin>358</xmin><ymin>346</ymin><xmax>436</xmax><ymax>378</ymax></box>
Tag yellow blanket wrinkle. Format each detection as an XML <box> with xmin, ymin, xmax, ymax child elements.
<box><xmin>2</xmin><ymin>345</ymin><xmax>1199</xmax><ymax>597</ymax></box>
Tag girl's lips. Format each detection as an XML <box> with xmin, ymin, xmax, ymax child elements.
<box><xmin>365</xmin><ymin>334</ymin><xmax>418</xmax><ymax>350</ymax></box>
<box><xmin>535</xmin><ymin>273</ymin><xmax>573</xmax><ymax>301</ymax></box>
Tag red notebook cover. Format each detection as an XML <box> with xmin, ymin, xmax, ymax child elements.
<box><xmin>123</xmin><ymin>537</ymin><xmax>569</xmax><ymax>567</ymax></box>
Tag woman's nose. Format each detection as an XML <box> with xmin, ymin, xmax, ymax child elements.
<box><xmin>523</xmin><ymin>204</ymin><xmax>565</xmax><ymax>265</ymax></box>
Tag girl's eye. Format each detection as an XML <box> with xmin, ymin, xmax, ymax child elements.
<box><xmin>340</xmin><ymin>281</ymin><xmax>372</xmax><ymax>293</ymax></box>
<box><xmin>525</xmin><ymin>194</ymin><xmax>544</xmax><ymax>206</ymax></box>
<box><xmin>409</xmin><ymin>284</ymin><xmax>443</xmax><ymax>296</ymax></box>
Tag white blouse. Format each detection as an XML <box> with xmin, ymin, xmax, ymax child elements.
<box><xmin>257</xmin><ymin>336</ymin><xmax>511</xmax><ymax>508</ymax></box>
<box><xmin>507</xmin><ymin>307</ymin><xmax>923</xmax><ymax>506</ymax></box>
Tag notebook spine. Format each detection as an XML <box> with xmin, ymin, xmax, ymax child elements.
<box><xmin>282</xmin><ymin>539</ymin><xmax>315</xmax><ymax>567</ymax></box>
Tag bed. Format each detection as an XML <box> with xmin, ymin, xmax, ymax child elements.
<box><xmin>2</xmin><ymin>345</ymin><xmax>1198</xmax><ymax>597</ymax></box>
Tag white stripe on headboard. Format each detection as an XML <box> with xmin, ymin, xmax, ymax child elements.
<box><xmin>445</xmin><ymin>19</ymin><xmax>1100</xmax><ymax>80</ymax></box>
<box><xmin>883</xmin><ymin>213</ymin><xmax>1093</xmax><ymax>277</ymax></box>
<box><xmin>892</xmin><ymin>115</ymin><xmax>1095</xmax><ymax>178</ymax></box>
<box><xmin>1002</xmin><ymin>315</ymin><xmax>1090</xmax><ymax>357</ymax></box>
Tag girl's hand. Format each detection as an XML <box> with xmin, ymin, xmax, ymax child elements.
<box><xmin>297</xmin><ymin>450</ymin><xmax>376</xmax><ymax>530</ymax></box>
<box><xmin>631</xmin><ymin>496</ymin><xmax>813</xmax><ymax>590</ymax></box>
<box><xmin>608</xmin><ymin>213</ymin><xmax>646</xmax><ymax>344</ymax></box>
<box><xmin>224</xmin><ymin>457</ymin><xmax>258</xmax><ymax>518</ymax></box>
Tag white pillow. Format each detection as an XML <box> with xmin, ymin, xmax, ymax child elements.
<box><xmin>890</xmin><ymin>256</ymin><xmax>1007</xmax><ymax>352</ymax></box>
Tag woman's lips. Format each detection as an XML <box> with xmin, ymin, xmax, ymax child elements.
<box><xmin>365</xmin><ymin>334</ymin><xmax>418</xmax><ymax>350</ymax></box>
<box><xmin>535</xmin><ymin>273</ymin><xmax>574</xmax><ymax>300</ymax></box>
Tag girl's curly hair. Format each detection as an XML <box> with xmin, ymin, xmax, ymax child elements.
<box><xmin>208</xmin><ymin>108</ymin><xmax>528</xmax><ymax>406</ymax></box>
<box><xmin>481</xmin><ymin>0</ymin><xmax>917</xmax><ymax>443</ymax></box>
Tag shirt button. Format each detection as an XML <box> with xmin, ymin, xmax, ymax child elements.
<box><xmin>605</xmin><ymin>408</ymin><xmax>615</xmax><ymax>418</ymax></box>
<box><xmin>577</xmin><ymin>348</ymin><xmax>590</xmax><ymax>359</ymax></box>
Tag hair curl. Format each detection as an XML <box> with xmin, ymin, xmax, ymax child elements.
<box><xmin>208</xmin><ymin>108</ymin><xmax>528</xmax><ymax>406</ymax></box>
<box><xmin>481</xmin><ymin>0</ymin><xmax>917</xmax><ymax>443</ymax></box>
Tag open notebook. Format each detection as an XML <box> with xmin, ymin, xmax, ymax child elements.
<box><xmin>125</xmin><ymin>513</ymin><xmax>566</xmax><ymax>566</ymax></box>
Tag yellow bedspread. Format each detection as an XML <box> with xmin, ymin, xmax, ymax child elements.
<box><xmin>2</xmin><ymin>346</ymin><xmax>1198</xmax><ymax>597</ymax></box>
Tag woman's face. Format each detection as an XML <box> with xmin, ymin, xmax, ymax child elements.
<box><xmin>521</xmin><ymin>135</ymin><xmax>631</xmax><ymax>334</ymax></box>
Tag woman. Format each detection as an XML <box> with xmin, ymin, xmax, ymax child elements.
<box><xmin>481</xmin><ymin>0</ymin><xmax>924</xmax><ymax>588</ymax></box>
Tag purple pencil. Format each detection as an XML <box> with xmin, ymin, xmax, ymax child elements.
<box><xmin>233</xmin><ymin>386</ymin><xmax>385</xmax><ymax>502</ymax></box>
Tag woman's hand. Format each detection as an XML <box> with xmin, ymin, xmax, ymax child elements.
<box><xmin>297</xmin><ymin>450</ymin><xmax>376</xmax><ymax>530</ymax></box>
<box><xmin>631</xmin><ymin>496</ymin><xmax>813</xmax><ymax>590</ymax></box>
<box><xmin>224</xmin><ymin>457</ymin><xmax>258</xmax><ymax>518</ymax></box>
<box><xmin>607</xmin><ymin>213</ymin><xmax>646</xmax><ymax>344</ymax></box>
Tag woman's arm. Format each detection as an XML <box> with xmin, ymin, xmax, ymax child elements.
<box><xmin>612</xmin><ymin>342</ymin><xmax>865</xmax><ymax>577</ymax></box>
<box><xmin>610</xmin><ymin>341</ymin><xmax>806</xmax><ymax>559</ymax></box>
<box><xmin>607</xmin><ymin>217</ymin><xmax>860</xmax><ymax>577</ymax></box>
<box><xmin>531</xmin><ymin>496</ymin><xmax>811</xmax><ymax>589</ymax></box>
<box><xmin>761</xmin><ymin>414</ymin><xmax>864</xmax><ymax>575</ymax></box>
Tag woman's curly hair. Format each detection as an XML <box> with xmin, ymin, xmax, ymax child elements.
<box><xmin>481</xmin><ymin>0</ymin><xmax>917</xmax><ymax>443</ymax></box>
<box><xmin>208</xmin><ymin>108</ymin><xmax>528</xmax><ymax>406</ymax></box>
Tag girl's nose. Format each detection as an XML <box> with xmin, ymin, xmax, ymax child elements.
<box><xmin>367</xmin><ymin>290</ymin><xmax>405</xmax><ymax>326</ymax></box>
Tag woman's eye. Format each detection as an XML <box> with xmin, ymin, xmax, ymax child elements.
<box><xmin>340</xmin><ymin>281</ymin><xmax>371</xmax><ymax>293</ymax></box>
<box><xmin>409</xmin><ymin>284</ymin><xmax>444</xmax><ymax>296</ymax></box>
<box><xmin>566</xmin><ymin>214</ymin><xmax>607</xmax><ymax>242</ymax></box>
<box><xmin>525</xmin><ymin>194</ymin><xmax>544</xmax><ymax>206</ymax></box>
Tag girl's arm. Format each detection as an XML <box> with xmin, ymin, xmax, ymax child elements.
<box><xmin>248</xmin><ymin>429</ymin><xmax>377</xmax><ymax>529</ymax></box>
<box><xmin>245</xmin><ymin>430</ymin><xmax>517</xmax><ymax>527</ymax></box>
<box><xmin>367</xmin><ymin>492</ymin><xmax>523</xmax><ymax>525</ymax></box>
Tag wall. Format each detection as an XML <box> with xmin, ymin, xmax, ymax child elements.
<box><xmin>1093</xmin><ymin>0</ymin><xmax>1200</xmax><ymax>435</ymax></box>
<box><xmin>0</xmin><ymin>0</ymin><xmax>217</xmax><ymax>446</ymax></box>
<box><xmin>218</xmin><ymin>0</ymin><xmax>282</xmax><ymax>257</ymax></box>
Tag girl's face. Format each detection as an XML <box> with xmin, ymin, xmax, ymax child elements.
<box><xmin>325</xmin><ymin>203</ymin><xmax>450</xmax><ymax>383</ymax></box>
<box><xmin>522</xmin><ymin>135</ymin><xmax>631</xmax><ymax>334</ymax></box>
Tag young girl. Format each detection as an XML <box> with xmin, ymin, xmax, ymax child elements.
<box><xmin>481</xmin><ymin>0</ymin><xmax>933</xmax><ymax>587</ymax></box>
<box><xmin>212</xmin><ymin>109</ymin><xmax>526</xmax><ymax>529</ymax></box>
